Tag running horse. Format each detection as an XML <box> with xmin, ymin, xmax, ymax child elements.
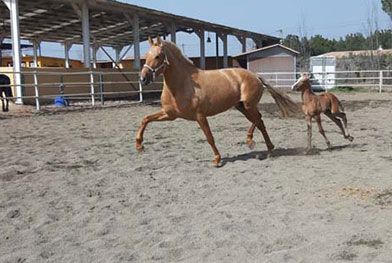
<box><xmin>136</xmin><ymin>36</ymin><xmax>298</xmax><ymax>165</ymax></box>
<box><xmin>0</xmin><ymin>74</ymin><xmax>12</xmax><ymax>112</ymax></box>
<box><xmin>291</xmin><ymin>73</ymin><xmax>354</xmax><ymax>152</ymax></box>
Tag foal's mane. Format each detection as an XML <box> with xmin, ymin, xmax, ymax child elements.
<box><xmin>162</xmin><ymin>41</ymin><xmax>194</xmax><ymax>66</ymax></box>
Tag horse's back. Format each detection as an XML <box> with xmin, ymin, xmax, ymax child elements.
<box><xmin>319</xmin><ymin>92</ymin><xmax>341</xmax><ymax>113</ymax></box>
<box><xmin>202</xmin><ymin>67</ymin><xmax>262</xmax><ymax>102</ymax></box>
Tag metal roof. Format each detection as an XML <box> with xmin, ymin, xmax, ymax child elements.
<box><xmin>0</xmin><ymin>0</ymin><xmax>280</xmax><ymax>47</ymax></box>
<box><xmin>233</xmin><ymin>44</ymin><xmax>300</xmax><ymax>58</ymax></box>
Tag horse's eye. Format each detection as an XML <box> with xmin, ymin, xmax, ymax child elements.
<box><xmin>155</xmin><ymin>55</ymin><xmax>160</xmax><ymax>60</ymax></box>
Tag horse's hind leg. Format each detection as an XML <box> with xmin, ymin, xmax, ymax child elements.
<box><xmin>135</xmin><ymin>110</ymin><xmax>175</xmax><ymax>152</ymax></box>
<box><xmin>246</xmin><ymin>124</ymin><xmax>256</xmax><ymax>149</ymax></box>
<box><xmin>239</xmin><ymin>104</ymin><xmax>275</xmax><ymax>154</ymax></box>
<box><xmin>335</xmin><ymin>112</ymin><xmax>353</xmax><ymax>141</ymax></box>
<box><xmin>196</xmin><ymin>115</ymin><xmax>221</xmax><ymax>166</ymax></box>
<box><xmin>315</xmin><ymin>115</ymin><xmax>331</xmax><ymax>149</ymax></box>
<box><xmin>305</xmin><ymin>115</ymin><xmax>313</xmax><ymax>153</ymax></box>
<box><xmin>235</xmin><ymin>103</ymin><xmax>256</xmax><ymax>149</ymax></box>
<box><xmin>5</xmin><ymin>98</ymin><xmax>9</xmax><ymax>112</ymax></box>
<box><xmin>324</xmin><ymin>111</ymin><xmax>353</xmax><ymax>142</ymax></box>
<box><xmin>0</xmin><ymin>95</ymin><xmax>5</xmax><ymax>112</ymax></box>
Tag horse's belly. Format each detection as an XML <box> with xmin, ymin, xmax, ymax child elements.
<box><xmin>201</xmin><ymin>88</ymin><xmax>241</xmax><ymax>116</ymax></box>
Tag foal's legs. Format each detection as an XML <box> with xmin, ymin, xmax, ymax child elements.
<box><xmin>196</xmin><ymin>115</ymin><xmax>221</xmax><ymax>166</ymax></box>
<box><xmin>324</xmin><ymin>111</ymin><xmax>353</xmax><ymax>141</ymax></box>
<box><xmin>135</xmin><ymin>110</ymin><xmax>175</xmax><ymax>152</ymax></box>
<box><xmin>315</xmin><ymin>115</ymin><xmax>331</xmax><ymax>149</ymax></box>
<box><xmin>305</xmin><ymin>115</ymin><xmax>313</xmax><ymax>153</ymax></box>
<box><xmin>335</xmin><ymin>112</ymin><xmax>354</xmax><ymax>141</ymax></box>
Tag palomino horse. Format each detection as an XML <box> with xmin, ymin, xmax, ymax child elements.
<box><xmin>0</xmin><ymin>74</ymin><xmax>12</xmax><ymax>112</ymax></box>
<box><xmin>136</xmin><ymin>37</ymin><xmax>298</xmax><ymax>165</ymax></box>
<box><xmin>291</xmin><ymin>73</ymin><xmax>354</xmax><ymax>152</ymax></box>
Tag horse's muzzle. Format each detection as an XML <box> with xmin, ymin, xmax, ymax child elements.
<box><xmin>140</xmin><ymin>76</ymin><xmax>151</xmax><ymax>86</ymax></box>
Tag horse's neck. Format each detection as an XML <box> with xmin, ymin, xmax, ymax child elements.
<box><xmin>302</xmin><ymin>84</ymin><xmax>316</xmax><ymax>102</ymax></box>
<box><xmin>163</xmin><ymin>49</ymin><xmax>198</xmax><ymax>95</ymax></box>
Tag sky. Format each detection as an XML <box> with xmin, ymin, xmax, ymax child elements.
<box><xmin>20</xmin><ymin>0</ymin><xmax>392</xmax><ymax>60</ymax></box>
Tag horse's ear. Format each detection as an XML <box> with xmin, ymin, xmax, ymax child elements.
<box><xmin>156</xmin><ymin>35</ymin><xmax>162</xmax><ymax>46</ymax></box>
<box><xmin>148</xmin><ymin>36</ymin><xmax>154</xmax><ymax>46</ymax></box>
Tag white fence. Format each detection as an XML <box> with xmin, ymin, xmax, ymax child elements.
<box><xmin>0</xmin><ymin>69</ymin><xmax>391</xmax><ymax>112</ymax></box>
<box><xmin>258</xmin><ymin>70</ymin><xmax>392</xmax><ymax>92</ymax></box>
<box><xmin>0</xmin><ymin>70</ymin><xmax>163</xmax><ymax>111</ymax></box>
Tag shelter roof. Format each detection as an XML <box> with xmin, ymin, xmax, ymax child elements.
<box><xmin>0</xmin><ymin>0</ymin><xmax>280</xmax><ymax>47</ymax></box>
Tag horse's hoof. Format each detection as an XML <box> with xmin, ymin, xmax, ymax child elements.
<box><xmin>212</xmin><ymin>156</ymin><xmax>221</xmax><ymax>167</ymax></box>
<box><xmin>327</xmin><ymin>142</ymin><xmax>332</xmax><ymax>150</ymax></box>
<box><xmin>348</xmin><ymin>136</ymin><xmax>354</xmax><ymax>142</ymax></box>
<box><xmin>305</xmin><ymin>148</ymin><xmax>312</xmax><ymax>155</ymax></box>
<box><xmin>267</xmin><ymin>151</ymin><xmax>274</xmax><ymax>158</ymax></box>
<box><xmin>247</xmin><ymin>140</ymin><xmax>255</xmax><ymax>150</ymax></box>
<box><xmin>136</xmin><ymin>144</ymin><xmax>144</xmax><ymax>153</ymax></box>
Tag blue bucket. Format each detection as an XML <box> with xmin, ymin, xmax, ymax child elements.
<box><xmin>54</xmin><ymin>96</ymin><xmax>69</xmax><ymax>107</ymax></box>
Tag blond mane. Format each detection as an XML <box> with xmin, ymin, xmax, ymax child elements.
<box><xmin>162</xmin><ymin>41</ymin><xmax>194</xmax><ymax>66</ymax></box>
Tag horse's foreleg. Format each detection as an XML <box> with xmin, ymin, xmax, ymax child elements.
<box><xmin>135</xmin><ymin>110</ymin><xmax>174</xmax><ymax>152</ymax></box>
<box><xmin>196</xmin><ymin>115</ymin><xmax>221</xmax><ymax>166</ymax></box>
<box><xmin>306</xmin><ymin>115</ymin><xmax>312</xmax><ymax>153</ymax></box>
<box><xmin>315</xmin><ymin>115</ymin><xmax>331</xmax><ymax>149</ymax></box>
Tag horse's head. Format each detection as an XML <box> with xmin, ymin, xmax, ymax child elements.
<box><xmin>291</xmin><ymin>72</ymin><xmax>311</xmax><ymax>91</ymax></box>
<box><xmin>140</xmin><ymin>36</ymin><xmax>169</xmax><ymax>86</ymax></box>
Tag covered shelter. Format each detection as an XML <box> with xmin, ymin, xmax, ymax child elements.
<box><xmin>0</xmin><ymin>0</ymin><xmax>279</xmax><ymax>104</ymax></box>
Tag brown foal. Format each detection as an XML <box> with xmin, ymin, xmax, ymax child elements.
<box><xmin>291</xmin><ymin>73</ymin><xmax>354</xmax><ymax>152</ymax></box>
<box><xmin>136</xmin><ymin>37</ymin><xmax>298</xmax><ymax>166</ymax></box>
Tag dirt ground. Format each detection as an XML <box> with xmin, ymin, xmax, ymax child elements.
<box><xmin>1</xmin><ymin>92</ymin><xmax>392</xmax><ymax>262</ymax></box>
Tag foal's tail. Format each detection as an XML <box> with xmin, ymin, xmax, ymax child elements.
<box><xmin>258</xmin><ymin>76</ymin><xmax>300</xmax><ymax>117</ymax></box>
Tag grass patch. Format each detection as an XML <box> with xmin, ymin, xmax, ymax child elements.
<box><xmin>329</xmin><ymin>86</ymin><xmax>367</xmax><ymax>93</ymax></box>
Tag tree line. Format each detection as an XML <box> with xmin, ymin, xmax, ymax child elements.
<box><xmin>282</xmin><ymin>30</ymin><xmax>392</xmax><ymax>57</ymax></box>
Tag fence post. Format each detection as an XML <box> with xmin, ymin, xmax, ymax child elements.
<box><xmin>138</xmin><ymin>80</ymin><xmax>143</xmax><ymax>102</ymax></box>
<box><xmin>99</xmin><ymin>73</ymin><xmax>104</xmax><ymax>105</ymax></box>
<box><xmin>33</xmin><ymin>71</ymin><xmax>40</xmax><ymax>111</ymax></box>
<box><xmin>379</xmin><ymin>70</ymin><xmax>383</xmax><ymax>93</ymax></box>
<box><xmin>90</xmin><ymin>71</ymin><xmax>95</xmax><ymax>106</ymax></box>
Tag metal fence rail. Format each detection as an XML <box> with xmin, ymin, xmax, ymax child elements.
<box><xmin>258</xmin><ymin>70</ymin><xmax>392</xmax><ymax>92</ymax></box>
<box><xmin>0</xmin><ymin>70</ymin><xmax>165</xmax><ymax>111</ymax></box>
<box><xmin>0</xmin><ymin>69</ymin><xmax>391</xmax><ymax>112</ymax></box>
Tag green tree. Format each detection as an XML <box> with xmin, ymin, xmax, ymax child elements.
<box><xmin>344</xmin><ymin>33</ymin><xmax>367</xmax><ymax>50</ymax></box>
<box><xmin>309</xmin><ymin>34</ymin><xmax>334</xmax><ymax>56</ymax></box>
<box><xmin>282</xmin><ymin>34</ymin><xmax>301</xmax><ymax>52</ymax></box>
<box><xmin>381</xmin><ymin>0</ymin><xmax>392</xmax><ymax>20</ymax></box>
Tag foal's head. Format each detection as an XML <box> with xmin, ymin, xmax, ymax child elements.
<box><xmin>291</xmin><ymin>73</ymin><xmax>311</xmax><ymax>92</ymax></box>
<box><xmin>140</xmin><ymin>36</ymin><xmax>169</xmax><ymax>85</ymax></box>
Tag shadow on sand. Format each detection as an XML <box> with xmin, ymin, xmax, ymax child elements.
<box><xmin>220</xmin><ymin>143</ymin><xmax>366</xmax><ymax>166</ymax></box>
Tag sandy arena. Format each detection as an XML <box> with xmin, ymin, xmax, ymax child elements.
<box><xmin>1</xmin><ymin>92</ymin><xmax>392</xmax><ymax>262</ymax></box>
